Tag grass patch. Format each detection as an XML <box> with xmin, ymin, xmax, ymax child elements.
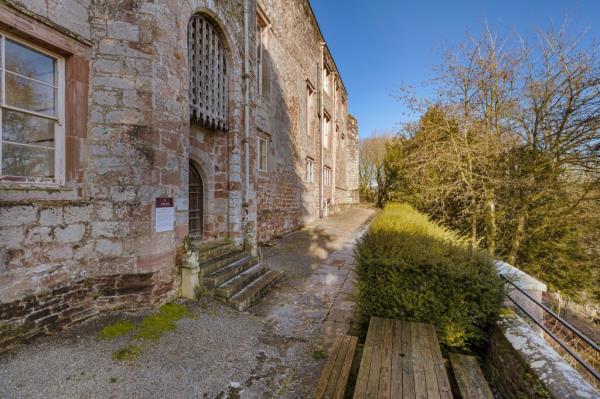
<box><xmin>133</xmin><ymin>303</ymin><xmax>189</xmax><ymax>340</ymax></box>
<box><xmin>98</xmin><ymin>320</ymin><xmax>136</xmax><ymax>340</ymax></box>
<box><xmin>112</xmin><ymin>345</ymin><xmax>142</xmax><ymax>362</ymax></box>
<box><xmin>311</xmin><ymin>348</ymin><xmax>327</xmax><ymax>360</ymax></box>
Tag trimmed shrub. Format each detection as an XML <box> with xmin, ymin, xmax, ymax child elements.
<box><xmin>355</xmin><ymin>203</ymin><xmax>504</xmax><ymax>351</ymax></box>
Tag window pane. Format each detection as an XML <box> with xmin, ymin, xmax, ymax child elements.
<box><xmin>5</xmin><ymin>39</ymin><xmax>55</xmax><ymax>84</ymax></box>
<box><xmin>2</xmin><ymin>142</ymin><xmax>54</xmax><ymax>178</ymax></box>
<box><xmin>6</xmin><ymin>73</ymin><xmax>56</xmax><ymax>115</ymax></box>
<box><xmin>2</xmin><ymin>109</ymin><xmax>54</xmax><ymax>147</ymax></box>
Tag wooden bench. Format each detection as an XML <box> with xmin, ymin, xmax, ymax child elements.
<box><xmin>448</xmin><ymin>353</ymin><xmax>493</xmax><ymax>399</ymax></box>
<box><xmin>314</xmin><ymin>334</ymin><xmax>359</xmax><ymax>399</ymax></box>
<box><xmin>353</xmin><ymin>317</ymin><xmax>452</xmax><ymax>398</ymax></box>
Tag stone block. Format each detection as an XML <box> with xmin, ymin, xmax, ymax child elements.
<box><xmin>40</xmin><ymin>208</ymin><xmax>63</xmax><ymax>226</ymax></box>
<box><xmin>0</xmin><ymin>206</ymin><xmax>36</xmax><ymax>226</ymax></box>
<box><xmin>54</xmin><ymin>224</ymin><xmax>85</xmax><ymax>243</ymax></box>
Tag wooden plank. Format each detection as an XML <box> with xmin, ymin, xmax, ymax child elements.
<box><xmin>390</xmin><ymin>320</ymin><xmax>404</xmax><ymax>398</ymax></box>
<box><xmin>324</xmin><ymin>335</ymin><xmax>352</xmax><ymax>398</ymax></box>
<box><xmin>365</xmin><ymin>317</ymin><xmax>385</xmax><ymax>399</ymax></box>
<box><xmin>401</xmin><ymin>321</ymin><xmax>415</xmax><ymax>399</ymax></box>
<box><xmin>411</xmin><ymin>322</ymin><xmax>428</xmax><ymax>399</ymax></box>
<box><xmin>353</xmin><ymin>317</ymin><xmax>379</xmax><ymax>399</ymax></box>
<box><xmin>449</xmin><ymin>353</ymin><xmax>494</xmax><ymax>399</ymax></box>
<box><xmin>315</xmin><ymin>336</ymin><xmax>344</xmax><ymax>398</ymax></box>
<box><xmin>416</xmin><ymin>323</ymin><xmax>441</xmax><ymax>399</ymax></box>
<box><xmin>377</xmin><ymin>318</ymin><xmax>394</xmax><ymax>398</ymax></box>
<box><xmin>425</xmin><ymin>325</ymin><xmax>452</xmax><ymax>399</ymax></box>
<box><xmin>333</xmin><ymin>336</ymin><xmax>358</xmax><ymax>399</ymax></box>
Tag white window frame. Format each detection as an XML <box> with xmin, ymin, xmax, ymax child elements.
<box><xmin>257</xmin><ymin>136</ymin><xmax>269</xmax><ymax>172</ymax></box>
<box><xmin>305</xmin><ymin>157</ymin><xmax>314</xmax><ymax>183</ymax></box>
<box><xmin>323</xmin><ymin>114</ymin><xmax>331</xmax><ymax>150</ymax></box>
<box><xmin>256</xmin><ymin>7</ymin><xmax>270</xmax><ymax>96</ymax></box>
<box><xmin>324</xmin><ymin>166</ymin><xmax>332</xmax><ymax>186</ymax></box>
<box><xmin>306</xmin><ymin>81</ymin><xmax>314</xmax><ymax>137</ymax></box>
<box><xmin>323</xmin><ymin>65</ymin><xmax>331</xmax><ymax>94</ymax></box>
<box><xmin>0</xmin><ymin>31</ymin><xmax>66</xmax><ymax>186</ymax></box>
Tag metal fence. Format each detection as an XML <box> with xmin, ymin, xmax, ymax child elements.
<box><xmin>502</xmin><ymin>276</ymin><xmax>600</xmax><ymax>386</ymax></box>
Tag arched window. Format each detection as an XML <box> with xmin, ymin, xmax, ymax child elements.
<box><xmin>188</xmin><ymin>14</ymin><xmax>228</xmax><ymax>131</ymax></box>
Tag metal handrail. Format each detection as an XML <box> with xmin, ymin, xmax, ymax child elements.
<box><xmin>502</xmin><ymin>276</ymin><xmax>600</xmax><ymax>383</ymax></box>
<box><xmin>502</xmin><ymin>276</ymin><xmax>600</xmax><ymax>353</ymax></box>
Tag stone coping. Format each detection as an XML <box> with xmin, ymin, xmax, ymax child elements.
<box><xmin>498</xmin><ymin>311</ymin><xmax>599</xmax><ymax>399</ymax></box>
<box><xmin>495</xmin><ymin>260</ymin><xmax>547</xmax><ymax>292</ymax></box>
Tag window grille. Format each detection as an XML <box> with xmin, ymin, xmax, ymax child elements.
<box><xmin>188</xmin><ymin>14</ymin><xmax>228</xmax><ymax>131</ymax></box>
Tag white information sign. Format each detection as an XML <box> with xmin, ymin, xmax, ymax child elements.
<box><xmin>155</xmin><ymin>197</ymin><xmax>175</xmax><ymax>233</ymax></box>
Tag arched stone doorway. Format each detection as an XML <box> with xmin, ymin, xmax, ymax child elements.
<box><xmin>189</xmin><ymin>161</ymin><xmax>204</xmax><ymax>239</ymax></box>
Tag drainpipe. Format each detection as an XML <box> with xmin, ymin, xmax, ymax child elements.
<box><xmin>242</xmin><ymin>0</ymin><xmax>255</xmax><ymax>253</ymax></box>
<box><xmin>331</xmin><ymin>72</ymin><xmax>337</xmax><ymax>211</ymax></box>
<box><xmin>318</xmin><ymin>42</ymin><xmax>325</xmax><ymax>218</ymax></box>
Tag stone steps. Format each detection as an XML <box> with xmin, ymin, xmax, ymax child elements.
<box><xmin>215</xmin><ymin>263</ymin><xmax>268</xmax><ymax>300</ymax></box>
<box><xmin>202</xmin><ymin>255</ymin><xmax>255</xmax><ymax>288</ymax></box>
<box><xmin>198</xmin><ymin>250</ymin><xmax>247</xmax><ymax>277</ymax></box>
<box><xmin>181</xmin><ymin>239</ymin><xmax>282</xmax><ymax>311</ymax></box>
<box><xmin>228</xmin><ymin>270</ymin><xmax>283</xmax><ymax>311</ymax></box>
<box><xmin>194</xmin><ymin>240</ymin><xmax>239</xmax><ymax>262</ymax></box>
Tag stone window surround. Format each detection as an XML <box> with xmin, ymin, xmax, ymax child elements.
<box><xmin>323</xmin><ymin>111</ymin><xmax>331</xmax><ymax>150</ymax></box>
<box><xmin>323</xmin><ymin>165</ymin><xmax>332</xmax><ymax>187</ymax></box>
<box><xmin>323</xmin><ymin>63</ymin><xmax>331</xmax><ymax>95</ymax></box>
<box><xmin>305</xmin><ymin>157</ymin><xmax>314</xmax><ymax>183</ymax></box>
<box><xmin>0</xmin><ymin>4</ymin><xmax>89</xmax><ymax>195</ymax></box>
<box><xmin>257</xmin><ymin>134</ymin><xmax>269</xmax><ymax>173</ymax></box>
<box><xmin>306</xmin><ymin>79</ymin><xmax>315</xmax><ymax>137</ymax></box>
<box><xmin>256</xmin><ymin>5</ymin><xmax>270</xmax><ymax>97</ymax></box>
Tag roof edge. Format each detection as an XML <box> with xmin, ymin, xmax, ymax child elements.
<box><xmin>306</xmin><ymin>0</ymin><xmax>348</xmax><ymax>95</ymax></box>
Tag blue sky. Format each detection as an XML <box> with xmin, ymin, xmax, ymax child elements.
<box><xmin>309</xmin><ymin>0</ymin><xmax>600</xmax><ymax>138</ymax></box>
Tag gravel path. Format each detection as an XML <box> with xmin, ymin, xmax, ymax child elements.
<box><xmin>0</xmin><ymin>205</ymin><xmax>377</xmax><ymax>399</ymax></box>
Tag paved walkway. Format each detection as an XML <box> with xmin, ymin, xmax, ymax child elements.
<box><xmin>0</xmin><ymin>205</ymin><xmax>377</xmax><ymax>399</ymax></box>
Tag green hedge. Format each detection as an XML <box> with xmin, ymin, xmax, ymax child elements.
<box><xmin>355</xmin><ymin>203</ymin><xmax>504</xmax><ymax>351</ymax></box>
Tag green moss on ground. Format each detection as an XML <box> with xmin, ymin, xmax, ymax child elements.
<box><xmin>98</xmin><ymin>320</ymin><xmax>136</xmax><ymax>340</ymax></box>
<box><xmin>311</xmin><ymin>348</ymin><xmax>327</xmax><ymax>360</ymax></box>
<box><xmin>112</xmin><ymin>345</ymin><xmax>142</xmax><ymax>361</ymax></box>
<box><xmin>98</xmin><ymin>303</ymin><xmax>191</xmax><ymax>363</ymax></box>
<box><xmin>133</xmin><ymin>303</ymin><xmax>190</xmax><ymax>340</ymax></box>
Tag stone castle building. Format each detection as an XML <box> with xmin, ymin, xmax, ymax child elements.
<box><xmin>0</xmin><ymin>0</ymin><xmax>359</xmax><ymax>350</ymax></box>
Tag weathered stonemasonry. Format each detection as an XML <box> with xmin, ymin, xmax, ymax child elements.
<box><xmin>0</xmin><ymin>0</ymin><xmax>359</xmax><ymax>352</ymax></box>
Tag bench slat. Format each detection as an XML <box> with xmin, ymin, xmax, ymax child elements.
<box><xmin>425</xmin><ymin>324</ymin><xmax>452</xmax><ymax>399</ymax></box>
<box><xmin>353</xmin><ymin>327</ymin><xmax>374</xmax><ymax>398</ymax></box>
<box><xmin>315</xmin><ymin>336</ymin><xmax>345</xmax><ymax>398</ymax></box>
<box><xmin>449</xmin><ymin>353</ymin><xmax>494</xmax><ymax>399</ymax></box>
<box><xmin>366</xmin><ymin>317</ymin><xmax>385</xmax><ymax>398</ymax></box>
<box><xmin>377</xmin><ymin>318</ymin><xmax>394</xmax><ymax>398</ymax></box>
<box><xmin>390</xmin><ymin>320</ymin><xmax>404</xmax><ymax>398</ymax></box>
<box><xmin>324</xmin><ymin>335</ymin><xmax>352</xmax><ymax>398</ymax></box>
<box><xmin>333</xmin><ymin>336</ymin><xmax>358</xmax><ymax>399</ymax></box>
<box><xmin>416</xmin><ymin>323</ymin><xmax>441</xmax><ymax>399</ymax></box>
<box><xmin>315</xmin><ymin>335</ymin><xmax>359</xmax><ymax>399</ymax></box>
<box><xmin>411</xmin><ymin>322</ymin><xmax>429</xmax><ymax>398</ymax></box>
<box><xmin>401</xmin><ymin>321</ymin><xmax>416</xmax><ymax>398</ymax></box>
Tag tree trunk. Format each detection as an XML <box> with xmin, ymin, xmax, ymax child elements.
<box><xmin>486</xmin><ymin>188</ymin><xmax>497</xmax><ymax>255</ymax></box>
<box><xmin>470</xmin><ymin>197</ymin><xmax>478</xmax><ymax>245</ymax></box>
<box><xmin>507</xmin><ymin>207</ymin><xmax>527</xmax><ymax>264</ymax></box>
